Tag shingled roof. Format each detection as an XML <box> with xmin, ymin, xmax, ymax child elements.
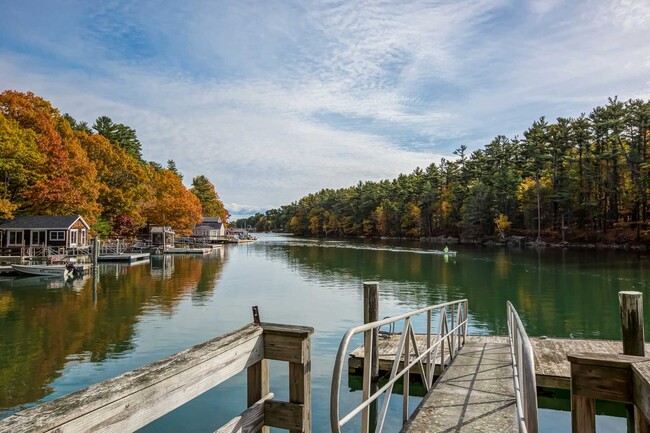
<box><xmin>0</xmin><ymin>215</ymin><xmax>88</xmax><ymax>230</ymax></box>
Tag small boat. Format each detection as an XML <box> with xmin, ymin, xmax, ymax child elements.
<box><xmin>432</xmin><ymin>249</ymin><xmax>457</xmax><ymax>256</ymax></box>
<box><xmin>11</xmin><ymin>264</ymin><xmax>71</xmax><ymax>277</ymax></box>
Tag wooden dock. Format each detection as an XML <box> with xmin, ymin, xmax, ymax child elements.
<box><xmin>349</xmin><ymin>334</ymin><xmax>650</xmax><ymax>390</ymax></box>
<box><xmin>400</xmin><ymin>341</ymin><xmax>517</xmax><ymax>433</ymax></box>
<box><xmin>97</xmin><ymin>253</ymin><xmax>150</xmax><ymax>262</ymax></box>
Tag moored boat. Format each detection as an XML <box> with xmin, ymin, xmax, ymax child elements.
<box><xmin>11</xmin><ymin>264</ymin><xmax>71</xmax><ymax>277</ymax></box>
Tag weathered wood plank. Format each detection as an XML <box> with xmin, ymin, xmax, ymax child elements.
<box><xmin>632</xmin><ymin>361</ymin><xmax>650</xmax><ymax>424</ymax></box>
<box><xmin>247</xmin><ymin>359</ymin><xmax>270</xmax><ymax>433</ymax></box>
<box><xmin>264</xmin><ymin>401</ymin><xmax>304</xmax><ymax>431</ymax></box>
<box><xmin>571</xmin><ymin>395</ymin><xmax>595</xmax><ymax>433</ymax></box>
<box><xmin>215</xmin><ymin>393</ymin><xmax>274</xmax><ymax>433</ymax></box>
<box><xmin>570</xmin><ymin>361</ymin><xmax>632</xmax><ymax>402</ymax></box>
<box><xmin>0</xmin><ymin>323</ymin><xmax>264</xmax><ymax>433</ymax></box>
<box><xmin>289</xmin><ymin>337</ymin><xmax>310</xmax><ymax>433</ymax></box>
<box><xmin>400</xmin><ymin>342</ymin><xmax>517</xmax><ymax>433</ymax></box>
<box><xmin>261</xmin><ymin>323</ymin><xmax>314</xmax><ymax>364</ymax></box>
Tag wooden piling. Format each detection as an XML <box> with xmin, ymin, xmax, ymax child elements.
<box><xmin>620</xmin><ymin>291</ymin><xmax>645</xmax><ymax>433</ymax></box>
<box><xmin>620</xmin><ymin>291</ymin><xmax>645</xmax><ymax>357</ymax></box>
<box><xmin>362</xmin><ymin>282</ymin><xmax>379</xmax><ymax>433</ymax></box>
<box><xmin>92</xmin><ymin>236</ymin><xmax>100</xmax><ymax>267</ymax></box>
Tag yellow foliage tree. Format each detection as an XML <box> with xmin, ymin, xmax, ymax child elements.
<box><xmin>494</xmin><ymin>213</ymin><xmax>512</xmax><ymax>239</ymax></box>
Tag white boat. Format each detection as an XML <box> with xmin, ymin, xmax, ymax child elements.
<box><xmin>11</xmin><ymin>264</ymin><xmax>71</xmax><ymax>277</ymax></box>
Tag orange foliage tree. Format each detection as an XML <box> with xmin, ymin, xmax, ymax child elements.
<box><xmin>143</xmin><ymin>168</ymin><xmax>202</xmax><ymax>232</ymax></box>
<box><xmin>0</xmin><ymin>91</ymin><xmax>100</xmax><ymax>222</ymax></box>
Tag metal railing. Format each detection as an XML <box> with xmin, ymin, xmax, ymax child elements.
<box><xmin>506</xmin><ymin>301</ymin><xmax>538</xmax><ymax>433</ymax></box>
<box><xmin>330</xmin><ymin>299</ymin><xmax>468</xmax><ymax>433</ymax></box>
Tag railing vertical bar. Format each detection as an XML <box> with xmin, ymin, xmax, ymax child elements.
<box><xmin>362</xmin><ymin>327</ymin><xmax>372</xmax><ymax>433</ymax></box>
<box><xmin>438</xmin><ymin>307</ymin><xmax>447</xmax><ymax>374</ymax></box>
<box><xmin>403</xmin><ymin>318</ymin><xmax>410</xmax><ymax>424</ymax></box>
<box><xmin>376</xmin><ymin>328</ymin><xmax>409</xmax><ymax>433</ymax></box>
<box><xmin>451</xmin><ymin>304</ymin><xmax>456</xmax><ymax>358</ymax></box>
<box><xmin>426</xmin><ymin>309</ymin><xmax>432</xmax><ymax>386</ymax></box>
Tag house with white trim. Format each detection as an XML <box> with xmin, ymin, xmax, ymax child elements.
<box><xmin>0</xmin><ymin>215</ymin><xmax>90</xmax><ymax>252</ymax></box>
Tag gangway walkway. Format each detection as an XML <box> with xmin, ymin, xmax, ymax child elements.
<box><xmin>401</xmin><ymin>341</ymin><xmax>517</xmax><ymax>432</ymax></box>
<box><xmin>330</xmin><ymin>284</ymin><xmax>537</xmax><ymax>433</ymax></box>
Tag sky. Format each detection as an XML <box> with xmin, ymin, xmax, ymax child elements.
<box><xmin>1</xmin><ymin>0</ymin><xmax>649</xmax><ymax>219</ymax></box>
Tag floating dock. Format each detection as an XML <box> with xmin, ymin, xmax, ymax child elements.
<box><xmin>163</xmin><ymin>247</ymin><xmax>212</xmax><ymax>254</ymax></box>
<box><xmin>97</xmin><ymin>253</ymin><xmax>150</xmax><ymax>262</ymax></box>
<box><xmin>349</xmin><ymin>334</ymin><xmax>650</xmax><ymax>390</ymax></box>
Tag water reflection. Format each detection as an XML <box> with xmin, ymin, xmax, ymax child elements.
<box><xmin>0</xmin><ymin>236</ymin><xmax>645</xmax><ymax>433</ymax></box>
<box><xmin>0</xmin><ymin>249</ymin><xmax>227</xmax><ymax>415</ymax></box>
<box><xmin>254</xmin><ymin>237</ymin><xmax>649</xmax><ymax>339</ymax></box>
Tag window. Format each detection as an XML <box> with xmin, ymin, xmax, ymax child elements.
<box><xmin>80</xmin><ymin>229</ymin><xmax>87</xmax><ymax>245</ymax></box>
<box><xmin>50</xmin><ymin>231</ymin><xmax>65</xmax><ymax>241</ymax></box>
<box><xmin>69</xmin><ymin>229</ymin><xmax>78</xmax><ymax>246</ymax></box>
<box><xmin>8</xmin><ymin>231</ymin><xmax>23</xmax><ymax>246</ymax></box>
<box><xmin>31</xmin><ymin>231</ymin><xmax>45</xmax><ymax>245</ymax></box>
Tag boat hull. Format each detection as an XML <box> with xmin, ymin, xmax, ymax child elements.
<box><xmin>11</xmin><ymin>264</ymin><xmax>70</xmax><ymax>277</ymax></box>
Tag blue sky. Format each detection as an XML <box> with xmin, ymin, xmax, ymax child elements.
<box><xmin>1</xmin><ymin>0</ymin><xmax>649</xmax><ymax>218</ymax></box>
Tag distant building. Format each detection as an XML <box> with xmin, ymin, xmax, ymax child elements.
<box><xmin>0</xmin><ymin>215</ymin><xmax>90</xmax><ymax>251</ymax></box>
<box><xmin>200</xmin><ymin>217</ymin><xmax>226</xmax><ymax>237</ymax></box>
<box><xmin>226</xmin><ymin>227</ymin><xmax>249</xmax><ymax>238</ymax></box>
<box><xmin>192</xmin><ymin>224</ymin><xmax>223</xmax><ymax>240</ymax></box>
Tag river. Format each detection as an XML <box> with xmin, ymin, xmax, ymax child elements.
<box><xmin>1</xmin><ymin>233</ymin><xmax>647</xmax><ymax>432</ymax></box>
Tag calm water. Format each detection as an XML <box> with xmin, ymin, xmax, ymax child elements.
<box><xmin>1</xmin><ymin>234</ymin><xmax>648</xmax><ymax>432</ymax></box>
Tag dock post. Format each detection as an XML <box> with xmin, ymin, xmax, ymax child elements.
<box><xmin>619</xmin><ymin>291</ymin><xmax>645</xmax><ymax>357</ymax></box>
<box><xmin>363</xmin><ymin>282</ymin><xmax>380</xmax><ymax>380</ymax></box>
<box><xmin>619</xmin><ymin>291</ymin><xmax>646</xmax><ymax>433</ymax></box>
<box><xmin>260</xmin><ymin>323</ymin><xmax>313</xmax><ymax>433</ymax></box>
<box><xmin>92</xmin><ymin>236</ymin><xmax>100</xmax><ymax>268</ymax></box>
<box><xmin>363</xmin><ymin>282</ymin><xmax>379</xmax><ymax>433</ymax></box>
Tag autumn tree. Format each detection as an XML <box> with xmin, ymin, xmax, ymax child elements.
<box><xmin>78</xmin><ymin>132</ymin><xmax>152</xmax><ymax>235</ymax></box>
<box><xmin>143</xmin><ymin>169</ymin><xmax>202</xmax><ymax>232</ymax></box>
<box><xmin>0</xmin><ymin>91</ymin><xmax>101</xmax><ymax>221</ymax></box>
<box><xmin>190</xmin><ymin>175</ymin><xmax>228</xmax><ymax>221</ymax></box>
<box><xmin>0</xmin><ymin>114</ymin><xmax>44</xmax><ymax>218</ymax></box>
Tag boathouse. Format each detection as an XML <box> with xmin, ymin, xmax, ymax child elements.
<box><xmin>149</xmin><ymin>226</ymin><xmax>175</xmax><ymax>247</ymax></box>
<box><xmin>0</xmin><ymin>215</ymin><xmax>90</xmax><ymax>253</ymax></box>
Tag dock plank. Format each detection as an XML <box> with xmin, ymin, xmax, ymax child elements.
<box><xmin>400</xmin><ymin>342</ymin><xmax>517</xmax><ymax>433</ymax></box>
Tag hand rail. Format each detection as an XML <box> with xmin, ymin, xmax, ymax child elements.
<box><xmin>507</xmin><ymin>301</ymin><xmax>538</xmax><ymax>433</ymax></box>
<box><xmin>330</xmin><ymin>299</ymin><xmax>468</xmax><ymax>433</ymax></box>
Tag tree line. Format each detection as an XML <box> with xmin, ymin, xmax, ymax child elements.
<box><xmin>239</xmin><ymin>97</ymin><xmax>650</xmax><ymax>243</ymax></box>
<box><xmin>0</xmin><ymin>90</ymin><xmax>228</xmax><ymax>235</ymax></box>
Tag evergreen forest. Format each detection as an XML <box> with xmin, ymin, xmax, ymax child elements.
<box><xmin>239</xmin><ymin>97</ymin><xmax>650</xmax><ymax>244</ymax></box>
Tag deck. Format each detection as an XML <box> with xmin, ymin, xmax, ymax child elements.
<box><xmin>349</xmin><ymin>334</ymin><xmax>650</xmax><ymax>390</ymax></box>
<box><xmin>400</xmin><ymin>342</ymin><xmax>517</xmax><ymax>433</ymax></box>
